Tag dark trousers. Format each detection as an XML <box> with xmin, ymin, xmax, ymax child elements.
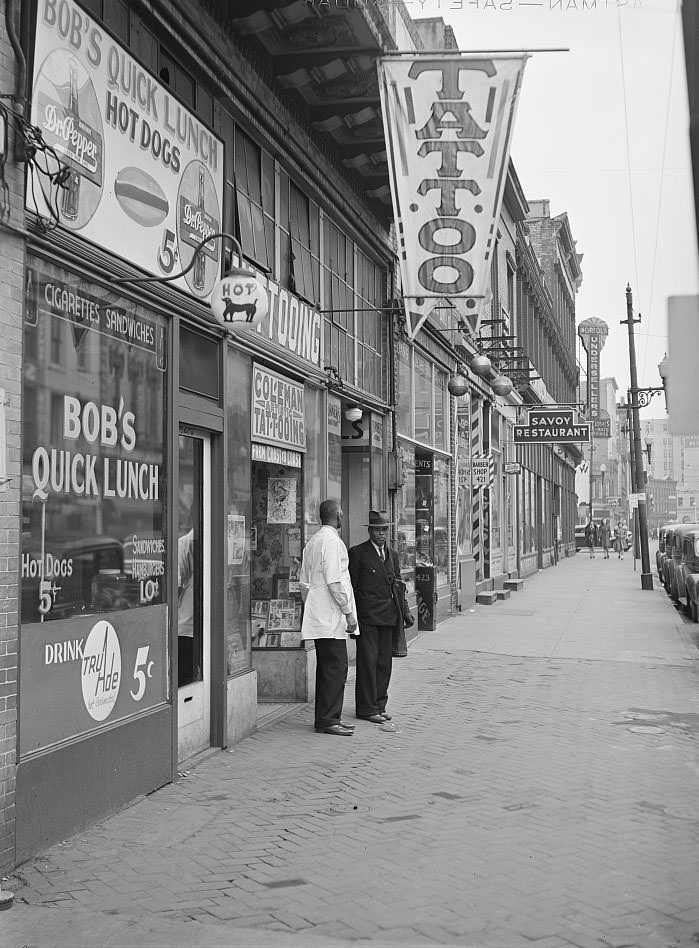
<box><xmin>355</xmin><ymin>624</ymin><xmax>393</xmax><ymax>717</ymax></box>
<box><xmin>314</xmin><ymin>638</ymin><xmax>348</xmax><ymax>730</ymax></box>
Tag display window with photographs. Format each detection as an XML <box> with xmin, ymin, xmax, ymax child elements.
<box><xmin>250</xmin><ymin>459</ymin><xmax>304</xmax><ymax>649</ymax></box>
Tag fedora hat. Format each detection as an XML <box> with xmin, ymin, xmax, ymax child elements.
<box><xmin>365</xmin><ymin>510</ymin><xmax>393</xmax><ymax>527</ymax></box>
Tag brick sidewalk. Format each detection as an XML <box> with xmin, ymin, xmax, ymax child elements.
<box><xmin>4</xmin><ymin>555</ymin><xmax>699</xmax><ymax>948</ymax></box>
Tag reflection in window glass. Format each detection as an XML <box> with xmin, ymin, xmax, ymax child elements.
<box><xmin>225</xmin><ymin>348</ymin><xmax>251</xmax><ymax>675</ymax></box>
<box><xmin>21</xmin><ymin>259</ymin><xmax>167</xmax><ymax>625</ymax></box>
<box><xmin>304</xmin><ymin>386</ymin><xmax>324</xmax><ymax>540</ymax></box>
<box><xmin>327</xmin><ymin>396</ymin><xmax>342</xmax><ymax>507</ymax></box>
<box><xmin>434</xmin><ymin>457</ymin><xmax>449</xmax><ymax>587</ymax></box>
<box><xmin>434</xmin><ymin>368</ymin><xmax>449</xmax><ymax>451</ymax></box>
<box><xmin>395</xmin><ymin>339</ymin><xmax>412</xmax><ymax>437</ymax></box>
<box><xmin>395</xmin><ymin>442</ymin><xmax>415</xmax><ymax>594</ymax></box>
<box><xmin>414</xmin><ymin>352</ymin><xmax>432</xmax><ymax>445</ymax></box>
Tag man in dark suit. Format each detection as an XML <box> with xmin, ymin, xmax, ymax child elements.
<box><xmin>349</xmin><ymin>510</ymin><xmax>408</xmax><ymax>724</ymax></box>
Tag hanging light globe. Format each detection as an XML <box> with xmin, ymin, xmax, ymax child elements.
<box><xmin>344</xmin><ymin>404</ymin><xmax>363</xmax><ymax>422</ymax></box>
<box><xmin>469</xmin><ymin>353</ymin><xmax>491</xmax><ymax>377</ymax></box>
<box><xmin>210</xmin><ymin>265</ymin><xmax>268</xmax><ymax>331</ymax></box>
<box><xmin>447</xmin><ymin>373</ymin><xmax>469</xmax><ymax>397</ymax></box>
<box><xmin>491</xmin><ymin>374</ymin><xmax>514</xmax><ymax>397</ymax></box>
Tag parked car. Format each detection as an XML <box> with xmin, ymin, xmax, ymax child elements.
<box><xmin>665</xmin><ymin>525</ymin><xmax>693</xmax><ymax>603</ymax></box>
<box><xmin>656</xmin><ymin>524</ymin><xmax>676</xmax><ymax>582</ymax></box>
<box><xmin>575</xmin><ymin>524</ymin><xmax>588</xmax><ymax>551</ymax></box>
<box><xmin>677</xmin><ymin>528</ymin><xmax>699</xmax><ymax>620</ymax></box>
<box><xmin>660</xmin><ymin>525</ymin><xmax>679</xmax><ymax>593</ymax></box>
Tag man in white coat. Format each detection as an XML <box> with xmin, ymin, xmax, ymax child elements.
<box><xmin>300</xmin><ymin>499</ymin><xmax>358</xmax><ymax>736</ymax></box>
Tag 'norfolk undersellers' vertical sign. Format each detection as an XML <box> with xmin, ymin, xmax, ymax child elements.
<box><xmin>577</xmin><ymin>317</ymin><xmax>609</xmax><ymax>424</ymax></box>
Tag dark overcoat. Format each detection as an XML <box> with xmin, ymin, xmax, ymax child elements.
<box><xmin>348</xmin><ymin>540</ymin><xmax>401</xmax><ymax>628</ymax></box>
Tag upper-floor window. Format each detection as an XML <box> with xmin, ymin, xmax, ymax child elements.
<box><xmin>79</xmin><ymin>2</ymin><xmax>212</xmax><ymax>124</ymax></box>
<box><xmin>322</xmin><ymin>224</ymin><xmax>386</xmax><ymax>401</ymax></box>
<box><xmin>234</xmin><ymin>129</ymin><xmax>274</xmax><ymax>273</ymax></box>
<box><xmin>286</xmin><ymin>180</ymin><xmax>320</xmax><ymax>304</ymax></box>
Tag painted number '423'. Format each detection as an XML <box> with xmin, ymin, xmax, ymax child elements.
<box><xmin>130</xmin><ymin>646</ymin><xmax>155</xmax><ymax>701</ymax></box>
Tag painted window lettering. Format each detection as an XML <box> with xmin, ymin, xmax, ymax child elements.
<box><xmin>130</xmin><ymin>645</ymin><xmax>154</xmax><ymax>701</ymax></box>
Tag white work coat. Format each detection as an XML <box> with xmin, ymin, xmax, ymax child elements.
<box><xmin>299</xmin><ymin>525</ymin><xmax>356</xmax><ymax>640</ymax></box>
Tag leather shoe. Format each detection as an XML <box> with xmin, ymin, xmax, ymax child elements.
<box><xmin>379</xmin><ymin>712</ymin><xmax>392</xmax><ymax>721</ymax></box>
<box><xmin>319</xmin><ymin>724</ymin><xmax>353</xmax><ymax>736</ymax></box>
<box><xmin>357</xmin><ymin>714</ymin><xmax>386</xmax><ymax>724</ymax></box>
<box><xmin>339</xmin><ymin>720</ymin><xmax>355</xmax><ymax>730</ymax></box>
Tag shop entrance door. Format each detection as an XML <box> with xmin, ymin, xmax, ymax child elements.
<box><xmin>177</xmin><ymin>431</ymin><xmax>211</xmax><ymax>763</ymax></box>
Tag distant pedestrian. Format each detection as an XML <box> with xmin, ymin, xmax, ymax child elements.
<box><xmin>584</xmin><ymin>520</ymin><xmax>596</xmax><ymax>558</ymax></box>
<box><xmin>299</xmin><ymin>499</ymin><xmax>358</xmax><ymax>737</ymax></box>
<box><xmin>613</xmin><ymin>523</ymin><xmax>625</xmax><ymax>559</ymax></box>
<box><xmin>599</xmin><ymin>519</ymin><xmax>611</xmax><ymax>559</ymax></box>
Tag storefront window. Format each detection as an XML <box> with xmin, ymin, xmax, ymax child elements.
<box><xmin>414</xmin><ymin>352</ymin><xmax>433</xmax><ymax>445</ymax></box>
<box><xmin>395</xmin><ymin>441</ymin><xmax>416</xmax><ymax>593</ymax></box>
<box><xmin>395</xmin><ymin>339</ymin><xmax>412</xmax><ymax>437</ymax></box>
<box><xmin>225</xmin><ymin>347</ymin><xmax>252</xmax><ymax>675</ymax></box>
<box><xmin>304</xmin><ymin>386</ymin><xmax>324</xmax><ymax>539</ymax></box>
<box><xmin>327</xmin><ymin>394</ymin><xmax>342</xmax><ymax>505</ymax></box>
<box><xmin>250</xmin><ymin>365</ymin><xmax>306</xmax><ymax>650</ymax></box>
<box><xmin>434</xmin><ymin>369</ymin><xmax>449</xmax><ymax>452</ymax></box>
<box><xmin>250</xmin><ymin>460</ymin><xmax>303</xmax><ymax>648</ymax></box>
<box><xmin>521</xmin><ymin>470</ymin><xmax>536</xmax><ymax>554</ymax></box>
<box><xmin>20</xmin><ymin>257</ymin><xmax>168</xmax><ymax>755</ymax></box>
<box><xmin>434</xmin><ymin>456</ymin><xmax>449</xmax><ymax>587</ymax></box>
<box><xmin>371</xmin><ymin>413</ymin><xmax>386</xmax><ymax>511</ymax></box>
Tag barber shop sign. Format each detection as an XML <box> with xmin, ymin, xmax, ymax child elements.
<box><xmin>378</xmin><ymin>53</ymin><xmax>528</xmax><ymax>339</ymax></box>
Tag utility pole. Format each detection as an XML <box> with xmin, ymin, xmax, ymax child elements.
<box><xmin>625</xmin><ymin>392</ymin><xmax>640</xmax><ymax>566</ymax></box>
<box><xmin>588</xmin><ymin>433</ymin><xmax>594</xmax><ymax>525</ymax></box>
<box><xmin>621</xmin><ymin>285</ymin><xmax>653</xmax><ymax>590</ymax></box>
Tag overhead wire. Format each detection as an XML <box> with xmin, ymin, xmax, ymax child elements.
<box><xmin>617</xmin><ymin>7</ymin><xmax>641</xmax><ymax>320</ymax></box>
<box><xmin>641</xmin><ymin>0</ymin><xmax>680</xmax><ymax>377</ymax></box>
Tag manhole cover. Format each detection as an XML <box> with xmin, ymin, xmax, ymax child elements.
<box><xmin>628</xmin><ymin>725</ymin><xmax>666</xmax><ymax>734</ymax></box>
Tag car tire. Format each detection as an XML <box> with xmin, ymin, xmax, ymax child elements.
<box><xmin>691</xmin><ymin>601</ymin><xmax>699</xmax><ymax>623</ymax></box>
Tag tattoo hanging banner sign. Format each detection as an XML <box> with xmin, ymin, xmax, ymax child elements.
<box><xmin>377</xmin><ymin>53</ymin><xmax>529</xmax><ymax>340</ymax></box>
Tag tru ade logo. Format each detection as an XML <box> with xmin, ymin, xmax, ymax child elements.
<box><xmin>81</xmin><ymin>620</ymin><xmax>122</xmax><ymax>721</ymax></box>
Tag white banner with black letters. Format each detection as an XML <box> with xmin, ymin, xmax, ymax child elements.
<box><xmin>378</xmin><ymin>53</ymin><xmax>528</xmax><ymax>339</ymax></box>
